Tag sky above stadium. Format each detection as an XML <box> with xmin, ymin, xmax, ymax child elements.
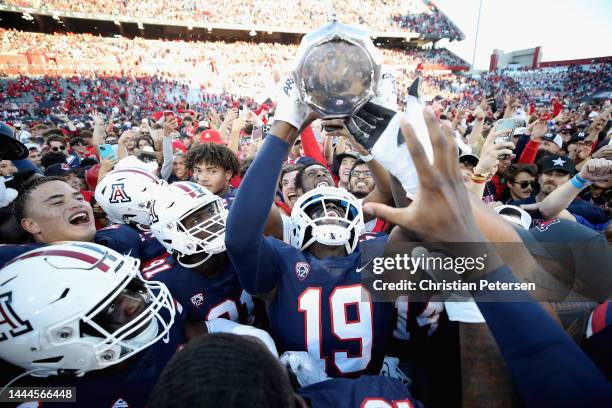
<box><xmin>435</xmin><ymin>0</ymin><xmax>612</xmax><ymax>69</ymax></box>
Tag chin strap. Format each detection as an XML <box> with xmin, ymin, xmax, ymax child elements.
<box><xmin>177</xmin><ymin>252</ymin><xmax>213</xmax><ymax>268</ymax></box>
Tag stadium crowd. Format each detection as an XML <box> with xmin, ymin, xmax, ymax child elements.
<box><xmin>0</xmin><ymin>11</ymin><xmax>611</xmax><ymax>408</ymax></box>
<box><xmin>2</xmin><ymin>0</ymin><xmax>463</xmax><ymax>38</ymax></box>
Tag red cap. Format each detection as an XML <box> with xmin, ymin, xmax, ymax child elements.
<box><xmin>85</xmin><ymin>164</ymin><xmax>101</xmax><ymax>191</ymax></box>
<box><xmin>199</xmin><ymin>129</ymin><xmax>224</xmax><ymax>144</ymax></box>
<box><xmin>172</xmin><ymin>140</ymin><xmax>188</xmax><ymax>154</ymax></box>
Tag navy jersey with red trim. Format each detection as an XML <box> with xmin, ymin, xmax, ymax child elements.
<box><xmin>141</xmin><ymin>255</ymin><xmax>253</xmax><ymax>324</ymax></box>
<box><xmin>7</xmin><ymin>308</ymin><xmax>187</xmax><ymax>408</ymax></box>
<box><xmin>298</xmin><ymin>376</ymin><xmax>424</xmax><ymax>408</ymax></box>
<box><xmin>266</xmin><ymin>236</ymin><xmax>394</xmax><ymax>378</ymax></box>
<box><xmin>0</xmin><ymin>225</ymin><xmax>155</xmax><ymax>268</ymax></box>
<box><xmin>584</xmin><ymin>301</ymin><xmax>612</xmax><ymax>380</ymax></box>
<box><xmin>221</xmin><ymin>187</ymin><xmax>236</xmax><ymax>210</ymax></box>
<box><xmin>96</xmin><ymin>224</ymin><xmax>166</xmax><ymax>262</ymax></box>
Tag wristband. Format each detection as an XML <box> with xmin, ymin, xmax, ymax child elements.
<box><xmin>470</xmin><ymin>176</ymin><xmax>487</xmax><ymax>184</ymax></box>
<box><xmin>359</xmin><ymin>154</ymin><xmax>374</xmax><ymax>162</ymax></box>
<box><xmin>570</xmin><ymin>174</ymin><xmax>592</xmax><ymax>190</ymax></box>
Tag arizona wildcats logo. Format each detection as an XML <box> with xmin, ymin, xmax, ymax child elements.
<box><xmin>109</xmin><ymin>183</ymin><xmax>131</xmax><ymax>203</ymax></box>
<box><xmin>191</xmin><ymin>293</ymin><xmax>204</xmax><ymax>308</ymax></box>
<box><xmin>295</xmin><ymin>262</ymin><xmax>310</xmax><ymax>282</ymax></box>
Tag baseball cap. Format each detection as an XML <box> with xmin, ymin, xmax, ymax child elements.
<box><xmin>459</xmin><ymin>153</ymin><xmax>479</xmax><ymax>168</ymax></box>
<box><xmin>44</xmin><ymin>162</ymin><xmax>79</xmax><ymax>177</ymax></box>
<box><xmin>542</xmin><ymin>132</ymin><xmax>563</xmax><ymax>149</ymax></box>
<box><xmin>537</xmin><ymin>155</ymin><xmax>575</xmax><ymax>175</ymax></box>
<box><xmin>336</xmin><ymin>151</ymin><xmax>360</xmax><ymax>163</ymax></box>
<box><xmin>199</xmin><ymin>129</ymin><xmax>224</xmax><ymax>145</ymax></box>
<box><xmin>568</xmin><ymin>131</ymin><xmax>588</xmax><ymax>145</ymax></box>
<box><xmin>0</xmin><ymin>122</ymin><xmax>28</xmax><ymax>160</ymax></box>
<box><xmin>495</xmin><ymin>205</ymin><xmax>532</xmax><ymax>230</ymax></box>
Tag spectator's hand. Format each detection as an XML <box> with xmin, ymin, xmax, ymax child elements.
<box><xmin>163</xmin><ymin>116</ymin><xmax>178</xmax><ymax>137</ymax></box>
<box><xmin>207</xmin><ymin>108</ymin><xmax>223</xmax><ymax>129</ymax></box>
<box><xmin>579</xmin><ymin>158</ymin><xmax>612</xmax><ymax>183</ymax></box>
<box><xmin>363</xmin><ymin>109</ymin><xmax>485</xmax><ymax>243</ymax></box>
<box><xmin>118</xmin><ymin>130</ymin><xmax>132</xmax><ymax>146</ymax></box>
<box><xmin>92</xmin><ymin>111</ymin><xmax>105</xmax><ymax>127</ymax></box>
<box><xmin>591</xmin><ymin>146</ymin><xmax>612</xmax><ymax>160</ymax></box>
<box><xmin>100</xmin><ymin>155</ymin><xmax>118</xmax><ymax>173</ymax></box>
<box><xmin>472</xmin><ymin>106</ymin><xmax>485</xmax><ymax>122</ymax></box>
<box><xmin>474</xmin><ymin>128</ymin><xmax>514</xmax><ymax>175</ymax></box>
<box><xmin>529</xmin><ymin>119</ymin><xmax>548</xmax><ymax>142</ymax></box>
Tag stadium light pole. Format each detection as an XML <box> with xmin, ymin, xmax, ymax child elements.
<box><xmin>471</xmin><ymin>0</ymin><xmax>484</xmax><ymax>70</ymax></box>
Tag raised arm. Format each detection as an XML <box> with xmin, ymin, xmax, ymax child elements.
<box><xmin>226</xmin><ymin>75</ymin><xmax>313</xmax><ymax>295</ymax></box>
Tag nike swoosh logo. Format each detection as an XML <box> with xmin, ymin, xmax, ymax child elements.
<box><xmin>356</xmin><ymin>258</ymin><xmax>374</xmax><ymax>273</ymax></box>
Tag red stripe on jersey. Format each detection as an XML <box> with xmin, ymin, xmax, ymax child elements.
<box><xmin>591</xmin><ymin>301</ymin><xmax>610</xmax><ymax>336</ymax></box>
<box><xmin>6</xmin><ymin>250</ymin><xmax>110</xmax><ymax>272</ymax></box>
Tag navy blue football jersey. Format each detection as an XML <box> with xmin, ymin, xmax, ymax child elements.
<box><xmin>221</xmin><ymin>187</ymin><xmax>236</xmax><ymax>210</ymax></box>
<box><xmin>266</xmin><ymin>236</ymin><xmax>394</xmax><ymax>378</ymax></box>
<box><xmin>96</xmin><ymin>224</ymin><xmax>166</xmax><ymax>262</ymax></box>
<box><xmin>0</xmin><ymin>225</ymin><xmax>152</xmax><ymax>268</ymax></box>
<box><xmin>141</xmin><ymin>255</ymin><xmax>253</xmax><ymax>324</ymax></box>
<box><xmin>8</xmin><ymin>306</ymin><xmax>187</xmax><ymax>408</ymax></box>
<box><xmin>298</xmin><ymin>376</ymin><xmax>424</xmax><ymax>408</ymax></box>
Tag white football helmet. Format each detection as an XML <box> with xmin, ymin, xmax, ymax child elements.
<box><xmin>149</xmin><ymin>181</ymin><xmax>227</xmax><ymax>268</ymax></box>
<box><xmin>0</xmin><ymin>242</ymin><xmax>175</xmax><ymax>377</ymax></box>
<box><xmin>94</xmin><ymin>167</ymin><xmax>166</xmax><ymax>229</ymax></box>
<box><xmin>290</xmin><ymin>186</ymin><xmax>364</xmax><ymax>254</ymax></box>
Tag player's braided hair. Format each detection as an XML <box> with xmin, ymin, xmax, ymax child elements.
<box><xmin>148</xmin><ymin>333</ymin><xmax>296</xmax><ymax>408</ymax></box>
<box><xmin>185</xmin><ymin>143</ymin><xmax>239</xmax><ymax>177</ymax></box>
<box><xmin>12</xmin><ymin>176</ymin><xmax>66</xmax><ymax>223</ymax></box>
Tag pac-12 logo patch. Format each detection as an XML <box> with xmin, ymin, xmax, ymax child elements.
<box><xmin>109</xmin><ymin>183</ymin><xmax>131</xmax><ymax>203</ymax></box>
<box><xmin>190</xmin><ymin>293</ymin><xmax>204</xmax><ymax>308</ymax></box>
<box><xmin>295</xmin><ymin>262</ymin><xmax>310</xmax><ymax>282</ymax></box>
<box><xmin>111</xmin><ymin>398</ymin><xmax>129</xmax><ymax>408</ymax></box>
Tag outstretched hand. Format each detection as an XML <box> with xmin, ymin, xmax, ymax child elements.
<box><xmin>363</xmin><ymin>108</ymin><xmax>486</xmax><ymax>243</ymax></box>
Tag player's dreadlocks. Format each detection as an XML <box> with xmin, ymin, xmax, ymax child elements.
<box><xmin>12</xmin><ymin>176</ymin><xmax>66</xmax><ymax>223</ymax></box>
<box><xmin>185</xmin><ymin>143</ymin><xmax>239</xmax><ymax>177</ymax></box>
<box><xmin>148</xmin><ymin>333</ymin><xmax>296</xmax><ymax>408</ymax></box>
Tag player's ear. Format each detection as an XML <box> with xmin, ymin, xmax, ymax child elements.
<box><xmin>21</xmin><ymin>218</ymin><xmax>41</xmax><ymax>235</ymax></box>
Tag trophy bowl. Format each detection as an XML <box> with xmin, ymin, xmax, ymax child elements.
<box><xmin>293</xmin><ymin>22</ymin><xmax>382</xmax><ymax>119</ymax></box>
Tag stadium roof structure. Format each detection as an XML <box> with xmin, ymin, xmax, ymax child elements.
<box><xmin>0</xmin><ymin>3</ymin><xmax>457</xmax><ymax>48</ymax></box>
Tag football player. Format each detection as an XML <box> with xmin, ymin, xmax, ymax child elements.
<box><xmin>185</xmin><ymin>142</ymin><xmax>285</xmax><ymax>240</ymax></box>
<box><xmin>145</xmin><ymin>181</ymin><xmax>255</xmax><ymax>338</ymax></box>
<box><xmin>148</xmin><ymin>332</ymin><xmax>424</xmax><ymax>408</ymax></box>
<box><xmin>94</xmin><ymin>166</ymin><xmax>168</xmax><ymax>261</ymax></box>
<box><xmin>1</xmin><ymin>176</ymin><xmax>153</xmax><ymax>266</ymax></box>
<box><xmin>0</xmin><ymin>242</ymin><xmax>181</xmax><ymax>407</ymax></box>
<box><xmin>226</xmin><ymin>117</ymin><xmax>398</xmax><ymax>377</ymax></box>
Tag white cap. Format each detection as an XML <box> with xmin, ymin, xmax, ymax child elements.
<box><xmin>494</xmin><ymin>205</ymin><xmax>532</xmax><ymax>230</ymax></box>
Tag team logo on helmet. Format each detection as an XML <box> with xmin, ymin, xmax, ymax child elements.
<box><xmin>295</xmin><ymin>262</ymin><xmax>311</xmax><ymax>282</ymax></box>
<box><xmin>109</xmin><ymin>183</ymin><xmax>132</xmax><ymax>204</ymax></box>
<box><xmin>0</xmin><ymin>292</ymin><xmax>33</xmax><ymax>342</ymax></box>
<box><xmin>190</xmin><ymin>293</ymin><xmax>204</xmax><ymax>308</ymax></box>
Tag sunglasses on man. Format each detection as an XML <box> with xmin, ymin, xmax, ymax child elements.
<box><xmin>512</xmin><ymin>180</ymin><xmax>537</xmax><ymax>189</ymax></box>
<box><xmin>51</xmin><ymin>145</ymin><xmax>66</xmax><ymax>152</ymax></box>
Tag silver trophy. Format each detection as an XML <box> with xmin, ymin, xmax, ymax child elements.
<box><xmin>292</xmin><ymin>21</ymin><xmax>383</xmax><ymax>119</ymax></box>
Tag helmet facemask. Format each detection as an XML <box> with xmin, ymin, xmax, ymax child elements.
<box><xmin>291</xmin><ymin>187</ymin><xmax>364</xmax><ymax>254</ymax></box>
